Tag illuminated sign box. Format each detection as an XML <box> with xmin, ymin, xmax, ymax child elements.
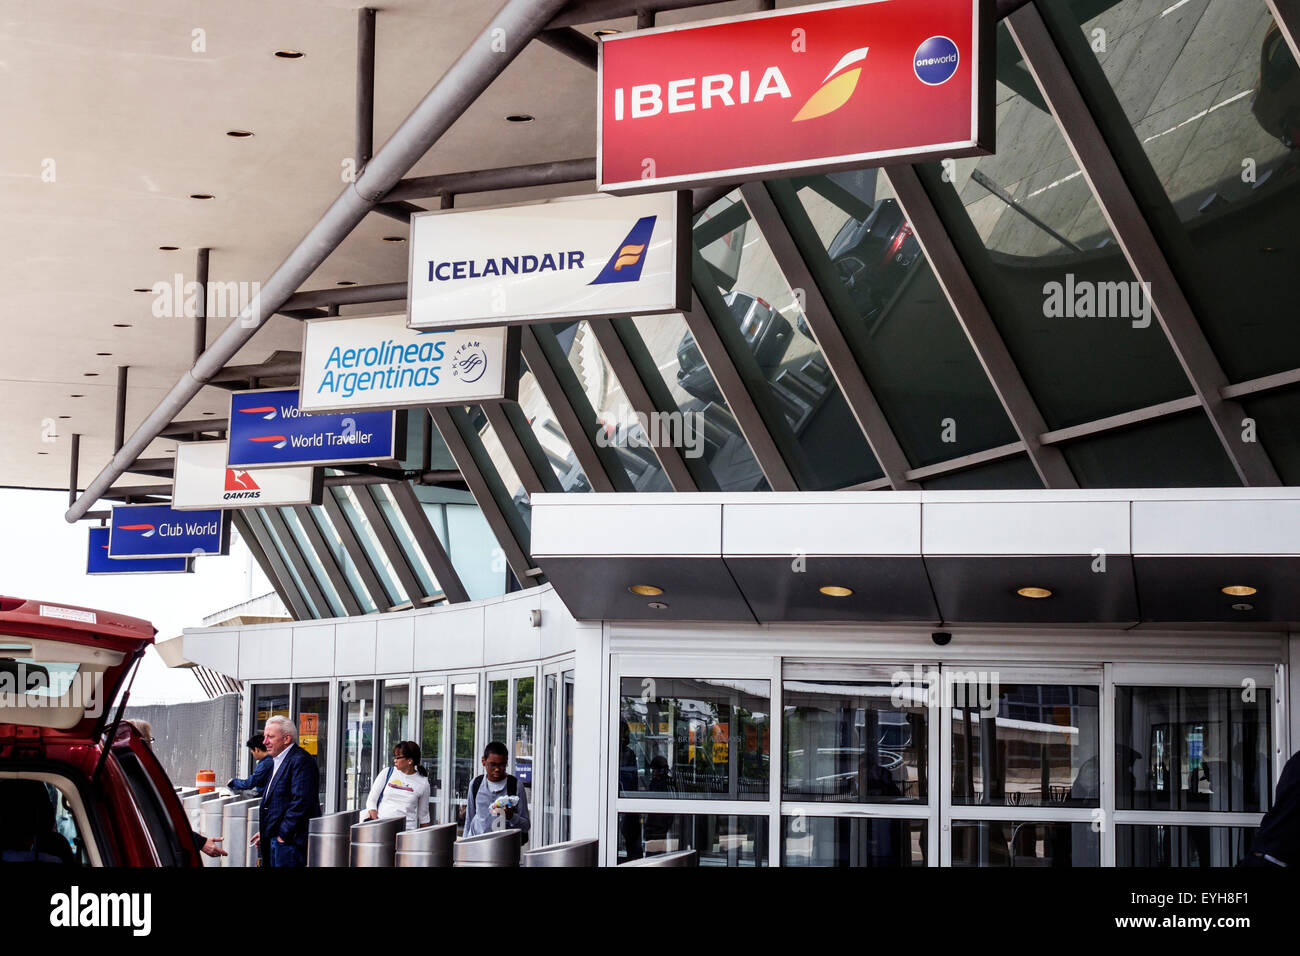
<box><xmin>108</xmin><ymin>503</ymin><xmax>229</xmax><ymax>559</ymax></box>
<box><xmin>172</xmin><ymin>441</ymin><xmax>322</xmax><ymax>511</ymax></box>
<box><xmin>87</xmin><ymin>527</ymin><xmax>193</xmax><ymax>574</ymax></box>
<box><xmin>299</xmin><ymin>313</ymin><xmax>519</xmax><ymax>412</ymax></box>
<box><xmin>227</xmin><ymin>387</ymin><xmax>401</xmax><ymax>468</ymax></box>
<box><xmin>406</xmin><ymin>191</ymin><xmax>689</xmax><ymax>331</ymax></box>
<box><xmin>597</xmin><ymin>0</ymin><xmax>993</xmax><ymax>193</ymax></box>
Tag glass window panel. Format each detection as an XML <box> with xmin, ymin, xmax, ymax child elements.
<box><xmin>1116</xmin><ymin>825</ymin><xmax>1255</xmax><ymax>867</ymax></box>
<box><xmin>544</xmin><ymin>674</ymin><xmax>559</xmax><ymax>845</ymax></box>
<box><xmin>779</xmin><ymin>173</ymin><xmax>1019</xmax><ymax>466</ymax></box>
<box><xmin>1062</xmin><ymin>412</ymin><xmax>1241</xmax><ymax>487</ymax></box>
<box><xmin>332</xmin><ymin>487</ymin><xmax>406</xmax><ymax>606</ymax></box>
<box><xmin>257</xmin><ymin>510</ymin><xmax>320</xmax><ymax>618</ymax></box>
<box><xmin>420</xmin><ymin>684</ymin><xmax>445</xmax><ymax>824</ymax></box>
<box><xmin>619</xmin><ymin>677</ymin><xmax>770</xmax><ymax>800</ymax></box>
<box><xmin>380</xmin><ymin>679</ymin><xmax>409</xmax><ymax>762</ymax></box>
<box><xmin>452</xmin><ymin>681</ymin><xmax>478</xmax><ymax>833</ymax></box>
<box><xmin>1242</xmin><ymin>385</ymin><xmax>1300</xmax><ymax>484</ymax></box>
<box><xmin>696</xmin><ymin>192</ymin><xmax>883</xmax><ymax>489</ymax></box>
<box><xmin>514</xmin><ymin>676</ymin><xmax>534</xmax><ymax>809</ymax></box>
<box><xmin>466</xmin><ymin>406</ymin><xmax>532</xmax><ymax>529</ymax></box>
<box><xmin>629</xmin><ymin>310</ymin><xmax>768</xmax><ymax>491</ymax></box>
<box><xmin>369</xmin><ymin>485</ymin><xmax>439</xmax><ymax>598</ymax></box>
<box><xmin>951</xmin><ymin>682</ymin><xmax>1100</xmax><ymax>807</ymax></box>
<box><xmin>518</xmin><ymin>357</ymin><xmax>592</xmax><ymax>492</ymax></box>
<box><xmin>1116</xmin><ymin>686</ymin><xmax>1272</xmax><ymax>812</ymax></box>
<box><xmin>279</xmin><ymin>508</ymin><xmax>345</xmax><ymax>617</ymax></box>
<box><xmin>782</xmin><ymin>816</ymin><xmax>928</xmax><ymax>867</ymax></box>
<box><xmin>252</xmin><ymin>683</ymin><xmax>290</xmax><ymax>729</ymax></box>
<box><xmin>1058</xmin><ymin>1</ymin><xmax>1300</xmax><ymax>380</ymax></box>
<box><xmin>489</xmin><ymin>678</ymin><xmax>509</xmax><ymax>746</ymax></box>
<box><xmin>307</xmin><ymin>505</ymin><xmax>377</xmax><ymax>614</ymax></box>
<box><xmin>562</xmin><ymin>669</ymin><xmax>574</xmax><ymax>842</ymax></box>
<box><xmin>339</xmin><ymin>679</ymin><xmax>377</xmax><ymax>812</ymax></box>
<box><xmin>952</xmin><ymin>820</ymin><xmax>1100</xmax><ymax>867</ymax></box>
<box><xmin>294</xmin><ymin>682</ymin><xmax>329</xmax><ymax>810</ymax></box>
<box><xmin>923</xmin><ymin>24</ymin><xmax>1193</xmax><ymax>429</ymax></box>
<box><xmin>444</xmin><ymin>503</ymin><xmax>508</xmax><ymax>601</ymax></box>
<box><xmin>617</xmin><ymin>814</ymin><xmax>768</xmax><ymax>866</ymax></box>
<box><xmin>921</xmin><ymin>454</ymin><xmax>1044</xmax><ymax>490</ymax></box>
<box><xmin>553</xmin><ymin>320</ymin><xmax>671</xmax><ymax>491</ymax></box>
<box><xmin>782</xmin><ymin>678</ymin><xmax>927</xmax><ymax>803</ymax></box>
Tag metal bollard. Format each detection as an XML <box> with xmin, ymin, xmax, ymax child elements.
<box><xmin>183</xmin><ymin>790</ymin><xmax>220</xmax><ymax>832</ymax></box>
<box><xmin>395</xmin><ymin>823</ymin><xmax>458</xmax><ymax>867</ymax></box>
<box><xmin>520</xmin><ymin>837</ymin><xmax>600</xmax><ymax>867</ymax></box>
<box><xmin>246</xmin><ymin>804</ymin><xmax>260</xmax><ymax>868</ymax></box>
<box><xmin>199</xmin><ymin>795</ymin><xmax>239</xmax><ymax>868</ymax></box>
<box><xmin>308</xmin><ymin>810</ymin><xmax>357</xmax><ymax>868</ymax></box>
<box><xmin>453</xmin><ymin>829</ymin><xmax>522</xmax><ymax>867</ymax></box>
<box><xmin>349</xmin><ymin>817</ymin><xmax>405</xmax><ymax>867</ymax></box>
<box><xmin>619</xmin><ymin>849</ymin><xmax>699</xmax><ymax>867</ymax></box>
<box><xmin>221</xmin><ymin>797</ymin><xmax>260</xmax><ymax>868</ymax></box>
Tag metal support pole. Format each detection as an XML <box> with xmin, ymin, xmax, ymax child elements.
<box><xmin>356</xmin><ymin>8</ymin><xmax>377</xmax><ymax>172</ymax></box>
<box><xmin>114</xmin><ymin>366</ymin><xmax>128</xmax><ymax>454</ymax></box>
<box><xmin>68</xmin><ymin>433</ymin><xmax>80</xmax><ymax>509</ymax></box>
<box><xmin>385</xmin><ymin>157</ymin><xmax>595</xmax><ymax>204</ymax></box>
<box><xmin>194</xmin><ymin>248</ymin><xmax>209</xmax><ymax>363</ymax></box>
<box><xmin>66</xmin><ymin>0</ymin><xmax>572</xmax><ymax>523</ymax></box>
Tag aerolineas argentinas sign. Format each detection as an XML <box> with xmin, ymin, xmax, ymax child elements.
<box><xmin>597</xmin><ymin>0</ymin><xmax>993</xmax><ymax>193</ymax></box>
<box><xmin>300</xmin><ymin>313</ymin><xmax>519</xmax><ymax>412</ymax></box>
<box><xmin>406</xmin><ymin>192</ymin><xmax>689</xmax><ymax>332</ymax></box>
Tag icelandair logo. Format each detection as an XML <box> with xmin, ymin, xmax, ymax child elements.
<box><xmin>589</xmin><ymin>216</ymin><xmax>656</xmax><ymax>284</ymax></box>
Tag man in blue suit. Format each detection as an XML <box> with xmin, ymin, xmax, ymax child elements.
<box><xmin>250</xmin><ymin>716</ymin><xmax>320</xmax><ymax>867</ymax></box>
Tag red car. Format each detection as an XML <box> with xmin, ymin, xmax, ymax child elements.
<box><xmin>0</xmin><ymin>596</ymin><xmax>201</xmax><ymax>866</ymax></box>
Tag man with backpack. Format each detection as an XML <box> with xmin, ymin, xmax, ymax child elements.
<box><xmin>462</xmin><ymin>741</ymin><xmax>530</xmax><ymax>842</ymax></box>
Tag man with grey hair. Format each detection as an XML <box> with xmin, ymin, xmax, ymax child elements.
<box><xmin>249</xmin><ymin>715</ymin><xmax>320</xmax><ymax>867</ymax></box>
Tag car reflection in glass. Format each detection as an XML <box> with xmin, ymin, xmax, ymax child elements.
<box><xmin>676</xmin><ymin>290</ymin><xmax>792</xmax><ymax>404</ymax></box>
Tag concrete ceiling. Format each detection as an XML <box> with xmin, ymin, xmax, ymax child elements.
<box><xmin>0</xmin><ymin>0</ymin><xmax>761</xmax><ymax>493</ymax></box>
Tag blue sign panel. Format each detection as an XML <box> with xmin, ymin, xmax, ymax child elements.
<box><xmin>227</xmin><ymin>388</ymin><xmax>397</xmax><ymax>467</ymax></box>
<box><xmin>87</xmin><ymin>527</ymin><xmax>192</xmax><ymax>574</ymax></box>
<box><xmin>108</xmin><ymin>504</ymin><xmax>226</xmax><ymax>559</ymax></box>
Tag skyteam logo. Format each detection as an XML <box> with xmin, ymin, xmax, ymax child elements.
<box><xmin>914</xmin><ymin>36</ymin><xmax>959</xmax><ymax>86</ymax></box>
<box><xmin>118</xmin><ymin>523</ymin><xmax>156</xmax><ymax>538</ymax></box>
<box><xmin>589</xmin><ymin>216</ymin><xmax>656</xmax><ymax>285</ymax></box>
<box><xmin>451</xmin><ymin>341</ymin><xmax>489</xmax><ymax>384</ymax></box>
<box><xmin>239</xmin><ymin>405</ymin><xmax>277</xmax><ymax>420</ymax></box>
<box><xmin>793</xmin><ymin>47</ymin><xmax>869</xmax><ymax>122</ymax></box>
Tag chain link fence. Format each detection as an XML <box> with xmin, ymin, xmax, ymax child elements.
<box><xmin>125</xmin><ymin>693</ymin><xmax>242</xmax><ymax>788</ymax></box>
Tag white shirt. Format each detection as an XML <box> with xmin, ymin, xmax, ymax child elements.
<box><xmin>365</xmin><ymin>767</ymin><xmax>432</xmax><ymax>830</ymax></box>
<box><xmin>267</xmin><ymin>743</ymin><xmax>295</xmax><ymax>791</ymax></box>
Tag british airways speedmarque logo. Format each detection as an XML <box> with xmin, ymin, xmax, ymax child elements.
<box><xmin>250</xmin><ymin>435</ymin><xmax>288</xmax><ymax>449</ymax></box>
<box><xmin>589</xmin><ymin>216</ymin><xmax>657</xmax><ymax>284</ymax></box>
<box><xmin>239</xmin><ymin>405</ymin><xmax>278</xmax><ymax>420</ymax></box>
<box><xmin>118</xmin><ymin>523</ymin><xmax>156</xmax><ymax>538</ymax></box>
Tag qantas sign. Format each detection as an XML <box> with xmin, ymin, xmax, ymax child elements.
<box><xmin>597</xmin><ymin>0</ymin><xmax>993</xmax><ymax>193</ymax></box>
<box><xmin>171</xmin><ymin>441</ymin><xmax>322</xmax><ymax>510</ymax></box>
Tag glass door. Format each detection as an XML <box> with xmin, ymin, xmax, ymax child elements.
<box><xmin>450</xmin><ymin>674</ymin><xmax>480</xmax><ymax>834</ymax></box>
<box><xmin>418</xmin><ymin>680</ymin><xmax>446</xmax><ymax>824</ymax></box>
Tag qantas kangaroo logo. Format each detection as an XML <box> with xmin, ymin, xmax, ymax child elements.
<box><xmin>793</xmin><ymin>47</ymin><xmax>869</xmax><ymax>122</ymax></box>
<box><xmin>225</xmin><ymin>469</ymin><xmax>260</xmax><ymax>491</ymax></box>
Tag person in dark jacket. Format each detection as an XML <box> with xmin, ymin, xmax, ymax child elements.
<box><xmin>250</xmin><ymin>716</ymin><xmax>320</xmax><ymax>867</ymax></box>
<box><xmin>227</xmin><ymin>734</ymin><xmax>273</xmax><ymax>796</ymax></box>
<box><xmin>1239</xmin><ymin>748</ymin><xmax>1300</xmax><ymax>867</ymax></box>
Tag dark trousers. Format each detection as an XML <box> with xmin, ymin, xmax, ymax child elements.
<box><xmin>261</xmin><ymin>836</ymin><xmax>307</xmax><ymax>868</ymax></box>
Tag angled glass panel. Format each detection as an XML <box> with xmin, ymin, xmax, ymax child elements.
<box><xmin>552</xmin><ymin>319</ymin><xmax>671</xmax><ymax>491</ymax></box>
<box><xmin>695</xmin><ymin>192</ymin><xmax>884</xmax><ymax>489</ymax></box>
<box><xmin>278</xmin><ymin>506</ymin><xmax>346</xmax><ymax>617</ymax></box>
<box><xmin>254</xmin><ymin>509</ymin><xmax>320</xmax><ymax>619</ymax></box>
<box><xmin>306</xmin><ymin>503</ymin><xmax>378</xmax><ymax>614</ymax></box>
<box><xmin>1055</xmin><ymin>1</ymin><xmax>1300</xmax><ymax>381</ymax></box>
<box><xmin>368</xmin><ymin>484</ymin><xmax>440</xmax><ymax>599</ymax></box>
<box><xmin>776</xmin><ymin>172</ymin><xmax>1019</xmax><ymax>466</ymax></box>
<box><xmin>921</xmin><ymin>454</ymin><xmax>1044</xmax><ymax>490</ymax></box>
<box><xmin>629</xmin><ymin>310</ymin><xmax>768</xmax><ymax>491</ymax></box>
<box><xmin>519</xmin><ymin>357</ymin><xmax>592</xmax><ymax>492</ymax></box>
<box><xmin>466</xmin><ymin>406</ymin><xmax>532</xmax><ymax>529</ymax></box>
<box><xmin>921</xmin><ymin>23</ymin><xmax>1193</xmax><ymax>429</ymax></box>
<box><xmin>1241</xmin><ymin>385</ymin><xmax>1300</xmax><ymax>483</ymax></box>
<box><xmin>332</xmin><ymin>485</ymin><xmax>407</xmax><ymax>606</ymax></box>
<box><xmin>1061</xmin><ymin>412</ymin><xmax>1241</xmax><ymax>487</ymax></box>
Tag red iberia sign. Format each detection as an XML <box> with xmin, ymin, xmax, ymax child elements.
<box><xmin>597</xmin><ymin>0</ymin><xmax>993</xmax><ymax>193</ymax></box>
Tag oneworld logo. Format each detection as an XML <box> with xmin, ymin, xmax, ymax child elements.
<box><xmin>914</xmin><ymin>35</ymin><xmax>959</xmax><ymax>86</ymax></box>
<box><xmin>589</xmin><ymin>216</ymin><xmax>656</xmax><ymax>285</ymax></box>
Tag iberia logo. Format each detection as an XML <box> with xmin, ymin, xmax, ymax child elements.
<box><xmin>250</xmin><ymin>435</ymin><xmax>288</xmax><ymax>449</ymax></box>
<box><xmin>589</xmin><ymin>215</ymin><xmax>656</xmax><ymax>285</ymax></box>
<box><xmin>119</xmin><ymin>523</ymin><xmax>156</xmax><ymax>538</ymax></box>
<box><xmin>225</xmin><ymin>469</ymin><xmax>260</xmax><ymax>491</ymax></box>
<box><xmin>239</xmin><ymin>405</ymin><xmax>277</xmax><ymax>420</ymax></box>
<box><xmin>793</xmin><ymin>47</ymin><xmax>869</xmax><ymax>122</ymax></box>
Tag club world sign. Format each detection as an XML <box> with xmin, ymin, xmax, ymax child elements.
<box><xmin>597</xmin><ymin>0</ymin><xmax>993</xmax><ymax>193</ymax></box>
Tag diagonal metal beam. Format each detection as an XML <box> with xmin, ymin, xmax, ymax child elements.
<box><xmin>264</xmin><ymin>507</ymin><xmax>332</xmax><ymax>617</ymax></box>
<box><xmin>1266</xmin><ymin>0</ymin><xmax>1300</xmax><ymax>64</ymax></box>
<box><xmin>237</xmin><ymin>511</ymin><xmax>311</xmax><ymax>621</ymax></box>
<box><xmin>388</xmin><ymin>482</ymin><xmax>470</xmax><ymax>604</ymax></box>
<box><xmin>321</xmin><ymin>487</ymin><xmax>396</xmax><ymax>610</ymax></box>
<box><xmin>354</xmin><ymin>485</ymin><xmax>429</xmax><ymax>604</ymax></box>
<box><xmin>428</xmin><ymin>406</ymin><xmax>537</xmax><ymax>589</ymax></box>
<box><xmin>292</xmin><ymin>505</ymin><xmax>363</xmax><ymax>617</ymax></box>
<box><xmin>1007</xmin><ymin>3</ymin><xmax>1280</xmax><ymax>487</ymax></box>
<box><xmin>498</xmin><ymin>402</ymin><xmax>565</xmax><ymax>493</ymax></box>
<box><xmin>537</xmin><ymin>27</ymin><xmax>599</xmax><ymax>70</ymax></box>
<box><xmin>882</xmin><ymin>165</ymin><xmax>1078</xmax><ymax>488</ymax></box>
<box><xmin>385</xmin><ymin>157</ymin><xmax>596</xmax><ymax>204</ymax></box>
<box><xmin>742</xmin><ymin>181</ymin><xmax>917</xmax><ymax>490</ymax></box>
<box><xmin>587</xmin><ymin>319</ymin><xmax>699</xmax><ymax>491</ymax></box>
<box><xmin>482</xmin><ymin>403</ymin><xmax>550</xmax><ymax>495</ymax></box>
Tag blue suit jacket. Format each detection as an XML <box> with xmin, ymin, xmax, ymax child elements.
<box><xmin>259</xmin><ymin>744</ymin><xmax>321</xmax><ymax>853</ymax></box>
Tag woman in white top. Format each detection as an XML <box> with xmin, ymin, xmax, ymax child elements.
<box><xmin>366</xmin><ymin>740</ymin><xmax>432</xmax><ymax>830</ymax></box>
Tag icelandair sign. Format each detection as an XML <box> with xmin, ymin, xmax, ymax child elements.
<box><xmin>172</xmin><ymin>441</ymin><xmax>322</xmax><ymax>510</ymax></box>
<box><xmin>597</xmin><ymin>0</ymin><xmax>993</xmax><ymax>192</ymax></box>
<box><xmin>407</xmin><ymin>192</ymin><xmax>688</xmax><ymax>331</ymax></box>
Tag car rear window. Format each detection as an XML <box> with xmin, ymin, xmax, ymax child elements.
<box><xmin>114</xmin><ymin>749</ymin><xmax>183</xmax><ymax>867</ymax></box>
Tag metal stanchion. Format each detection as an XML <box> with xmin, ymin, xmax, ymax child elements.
<box><xmin>619</xmin><ymin>849</ymin><xmax>699</xmax><ymax>867</ymax></box>
<box><xmin>221</xmin><ymin>797</ymin><xmax>260</xmax><ymax>868</ymax></box>
<box><xmin>452</xmin><ymin>829</ymin><xmax>522</xmax><ymax>867</ymax></box>
<box><xmin>308</xmin><ymin>810</ymin><xmax>357</xmax><ymax>868</ymax></box>
<box><xmin>395</xmin><ymin>823</ymin><xmax>458</xmax><ymax>867</ymax></box>
<box><xmin>246</xmin><ymin>804</ymin><xmax>261</xmax><ymax>868</ymax></box>
<box><xmin>199</xmin><ymin>795</ymin><xmax>239</xmax><ymax>868</ymax></box>
<box><xmin>349</xmin><ymin>817</ymin><xmax>405</xmax><ymax>867</ymax></box>
<box><xmin>520</xmin><ymin>837</ymin><xmax>600</xmax><ymax>867</ymax></box>
<box><xmin>183</xmin><ymin>790</ymin><xmax>220</xmax><ymax>832</ymax></box>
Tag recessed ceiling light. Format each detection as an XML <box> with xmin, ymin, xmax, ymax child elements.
<box><xmin>629</xmin><ymin>584</ymin><xmax>663</xmax><ymax>596</ymax></box>
<box><xmin>274</xmin><ymin>49</ymin><xmax>304</xmax><ymax>59</ymax></box>
<box><xmin>132</xmin><ymin>288</ymin><xmax>151</xmax><ymax>293</ymax></box>
<box><xmin>58</xmin><ymin>415</ymin><xmax>70</xmax><ymax>419</ymax></box>
<box><xmin>1231</xmin><ymin>602</ymin><xmax>1254</xmax><ymax>612</ymax></box>
<box><xmin>158</xmin><ymin>245</ymin><xmax>179</xmax><ymax>251</ymax></box>
<box><xmin>381</xmin><ymin>235</ymin><xmax>405</xmax><ymax>242</ymax></box>
<box><xmin>226</xmin><ymin>129</ymin><xmax>254</xmax><ymax>138</ymax></box>
<box><xmin>819</xmin><ymin>586</ymin><xmax>853</xmax><ymax>597</ymax></box>
<box><xmin>1221</xmin><ymin>585</ymin><xmax>1257</xmax><ymax>597</ymax></box>
<box><xmin>1017</xmin><ymin>586</ymin><xmax>1052</xmax><ymax>599</ymax></box>
<box><xmin>83</xmin><ymin>372</ymin><xmax>99</xmax><ymax>377</ymax></box>
<box><xmin>647</xmin><ymin>601</ymin><xmax>668</xmax><ymax>610</ymax></box>
<box><xmin>37</xmin><ymin>451</ymin><xmax>48</xmax><ymax>455</ymax></box>
<box><xmin>70</xmin><ymin>394</ymin><xmax>84</xmax><ymax>399</ymax></box>
<box><xmin>592</xmin><ymin>28</ymin><xmax>620</xmax><ymax>37</ymax></box>
<box><xmin>113</xmin><ymin>323</ymin><xmax>132</xmax><ymax>328</ymax></box>
<box><xmin>189</xmin><ymin>193</ymin><xmax>215</xmax><ymax>200</ymax></box>
<box><xmin>336</xmin><ymin>280</ymin><xmax>357</xmax><ymax>286</ymax></box>
<box><xmin>202</xmin><ymin>411</ymin><xmax>215</xmax><ymax>416</ymax></box>
<box><xmin>96</xmin><ymin>352</ymin><xmax>112</xmax><ymax>356</ymax></box>
<box><xmin>505</xmin><ymin>114</ymin><xmax>534</xmax><ymax>123</ymax></box>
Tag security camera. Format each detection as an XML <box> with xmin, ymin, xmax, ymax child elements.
<box><xmin>931</xmin><ymin>631</ymin><xmax>952</xmax><ymax>646</ymax></box>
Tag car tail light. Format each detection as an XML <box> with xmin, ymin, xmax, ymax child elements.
<box><xmin>884</xmin><ymin>223</ymin><xmax>913</xmax><ymax>264</ymax></box>
<box><xmin>756</xmin><ymin>296</ymin><xmax>771</xmax><ymax>310</ymax></box>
